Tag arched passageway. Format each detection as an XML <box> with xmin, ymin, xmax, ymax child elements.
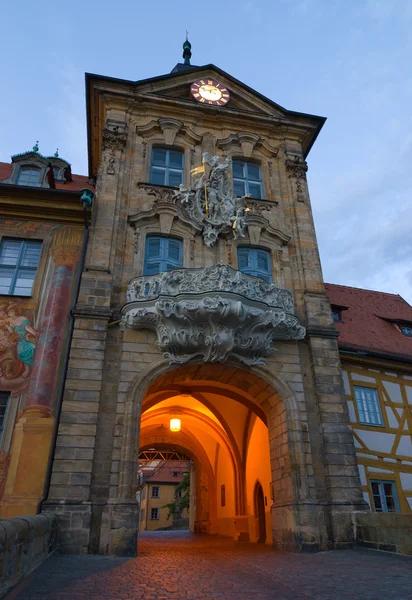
<box><xmin>131</xmin><ymin>362</ymin><xmax>303</xmax><ymax>546</ymax></box>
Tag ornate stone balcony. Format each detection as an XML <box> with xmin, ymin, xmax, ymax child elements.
<box><xmin>121</xmin><ymin>264</ymin><xmax>305</xmax><ymax>366</ymax></box>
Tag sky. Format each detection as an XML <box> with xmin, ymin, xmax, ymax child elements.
<box><xmin>1</xmin><ymin>0</ymin><xmax>411</xmax><ymax>302</ymax></box>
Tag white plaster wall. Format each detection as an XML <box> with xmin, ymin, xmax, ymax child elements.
<box><xmin>351</xmin><ymin>374</ymin><xmax>376</xmax><ymax>383</ymax></box>
<box><xmin>342</xmin><ymin>370</ymin><xmax>351</xmax><ymax>395</ymax></box>
<box><xmin>363</xmin><ymin>492</ymin><xmax>371</xmax><ymax>507</ymax></box>
<box><xmin>386</xmin><ymin>407</ymin><xmax>399</xmax><ymax>428</ymax></box>
<box><xmin>397</xmin><ymin>436</ymin><xmax>412</xmax><ymax>457</ymax></box>
<box><xmin>400</xmin><ymin>473</ymin><xmax>412</xmax><ymax>491</ymax></box>
<box><xmin>347</xmin><ymin>400</ymin><xmax>356</xmax><ymax>423</ymax></box>
<box><xmin>355</xmin><ymin>429</ymin><xmax>396</xmax><ymax>453</ymax></box>
<box><xmin>357</xmin><ymin>464</ymin><xmax>367</xmax><ymax>485</ymax></box>
<box><xmin>405</xmin><ymin>385</ymin><xmax>412</xmax><ymax>404</ymax></box>
<box><xmin>382</xmin><ymin>381</ymin><xmax>402</xmax><ymax>403</ymax></box>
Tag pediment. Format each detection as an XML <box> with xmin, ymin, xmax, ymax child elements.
<box><xmin>135</xmin><ymin>65</ymin><xmax>288</xmax><ymax>119</ymax></box>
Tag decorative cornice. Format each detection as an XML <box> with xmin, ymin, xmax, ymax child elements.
<box><xmin>122</xmin><ymin>263</ymin><xmax>305</xmax><ymax>366</ymax></box>
<box><xmin>217</xmin><ymin>133</ymin><xmax>282</xmax><ymax>158</ymax></box>
<box><xmin>136</xmin><ymin>119</ymin><xmax>202</xmax><ymax>146</ymax></box>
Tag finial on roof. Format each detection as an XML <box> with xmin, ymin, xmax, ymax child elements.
<box><xmin>54</xmin><ymin>148</ymin><xmax>59</xmax><ymax>158</ymax></box>
<box><xmin>183</xmin><ymin>34</ymin><xmax>191</xmax><ymax>65</ymax></box>
<box><xmin>33</xmin><ymin>141</ymin><xmax>39</xmax><ymax>153</ymax></box>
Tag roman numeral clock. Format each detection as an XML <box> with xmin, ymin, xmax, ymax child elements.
<box><xmin>190</xmin><ymin>79</ymin><xmax>230</xmax><ymax>106</ymax></box>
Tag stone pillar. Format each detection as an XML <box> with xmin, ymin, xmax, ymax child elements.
<box><xmin>0</xmin><ymin>229</ymin><xmax>81</xmax><ymax>518</ymax></box>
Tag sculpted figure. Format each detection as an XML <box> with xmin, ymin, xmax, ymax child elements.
<box><xmin>175</xmin><ymin>153</ymin><xmax>248</xmax><ymax>246</ymax></box>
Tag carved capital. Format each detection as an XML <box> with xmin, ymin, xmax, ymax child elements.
<box><xmin>102</xmin><ymin>120</ymin><xmax>127</xmax><ymax>175</ymax></box>
<box><xmin>285</xmin><ymin>154</ymin><xmax>308</xmax><ymax>198</ymax></box>
<box><xmin>122</xmin><ymin>264</ymin><xmax>305</xmax><ymax>367</ymax></box>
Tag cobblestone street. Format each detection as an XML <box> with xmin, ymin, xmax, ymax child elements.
<box><xmin>6</xmin><ymin>531</ymin><xmax>412</xmax><ymax>600</ymax></box>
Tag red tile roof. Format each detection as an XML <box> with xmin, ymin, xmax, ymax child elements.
<box><xmin>325</xmin><ymin>283</ymin><xmax>412</xmax><ymax>361</ymax></box>
<box><xmin>0</xmin><ymin>161</ymin><xmax>91</xmax><ymax>191</ymax></box>
<box><xmin>145</xmin><ymin>463</ymin><xmax>189</xmax><ymax>484</ymax></box>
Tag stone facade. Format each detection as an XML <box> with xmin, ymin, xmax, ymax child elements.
<box><xmin>40</xmin><ymin>61</ymin><xmax>367</xmax><ymax>555</ymax></box>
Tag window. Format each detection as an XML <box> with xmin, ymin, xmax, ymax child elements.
<box><xmin>151</xmin><ymin>486</ymin><xmax>160</xmax><ymax>498</ymax></box>
<box><xmin>233</xmin><ymin>160</ymin><xmax>262</xmax><ymax>199</ymax></box>
<box><xmin>221</xmin><ymin>484</ymin><xmax>226</xmax><ymax>507</ymax></box>
<box><xmin>150</xmin><ymin>148</ymin><xmax>184</xmax><ymax>186</ymax></box>
<box><xmin>17</xmin><ymin>167</ymin><xmax>41</xmax><ymax>187</ymax></box>
<box><xmin>53</xmin><ymin>167</ymin><xmax>61</xmax><ymax>180</ymax></box>
<box><xmin>140</xmin><ymin>508</ymin><xmax>145</xmax><ymax>522</ymax></box>
<box><xmin>400</xmin><ymin>325</ymin><xmax>412</xmax><ymax>337</ymax></box>
<box><xmin>0</xmin><ymin>238</ymin><xmax>42</xmax><ymax>296</ymax></box>
<box><xmin>332</xmin><ymin>310</ymin><xmax>341</xmax><ymax>323</ymax></box>
<box><xmin>172</xmin><ymin>471</ymin><xmax>179</xmax><ymax>478</ymax></box>
<box><xmin>177</xmin><ymin>489</ymin><xmax>183</xmax><ymax>498</ymax></box>
<box><xmin>371</xmin><ymin>480</ymin><xmax>399</xmax><ymax>512</ymax></box>
<box><xmin>144</xmin><ymin>236</ymin><xmax>183</xmax><ymax>276</ymax></box>
<box><xmin>150</xmin><ymin>507</ymin><xmax>160</xmax><ymax>520</ymax></box>
<box><xmin>0</xmin><ymin>393</ymin><xmax>10</xmax><ymax>441</ymax></box>
<box><xmin>237</xmin><ymin>247</ymin><xmax>272</xmax><ymax>282</ymax></box>
<box><xmin>354</xmin><ymin>386</ymin><xmax>384</xmax><ymax>426</ymax></box>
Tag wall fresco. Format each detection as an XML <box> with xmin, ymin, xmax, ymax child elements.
<box><xmin>0</xmin><ymin>302</ymin><xmax>39</xmax><ymax>394</ymax></box>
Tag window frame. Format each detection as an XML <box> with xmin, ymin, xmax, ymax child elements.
<box><xmin>370</xmin><ymin>480</ymin><xmax>399</xmax><ymax>512</ymax></box>
<box><xmin>0</xmin><ymin>392</ymin><xmax>10</xmax><ymax>442</ymax></box>
<box><xmin>16</xmin><ymin>166</ymin><xmax>42</xmax><ymax>187</ymax></box>
<box><xmin>237</xmin><ymin>247</ymin><xmax>272</xmax><ymax>282</ymax></box>
<box><xmin>332</xmin><ymin>310</ymin><xmax>342</xmax><ymax>323</ymax></box>
<box><xmin>0</xmin><ymin>238</ymin><xmax>43</xmax><ymax>297</ymax></box>
<box><xmin>143</xmin><ymin>235</ymin><xmax>183</xmax><ymax>276</ymax></box>
<box><xmin>353</xmin><ymin>385</ymin><xmax>384</xmax><ymax>427</ymax></box>
<box><xmin>150</xmin><ymin>507</ymin><xmax>160</xmax><ymax>520</ymax></box>
<box><xmin>150</xmin><ymin>147</ymin><xmax>184</xmax><ymax>187</ymax></box>
<box><xmin>399</xmin><ymin>324</ymin><xmax>412</xmax><ymax>337</ymax></box>
<box><xmin>151</xmin><ymin>485</ymin><xmax>160</xmax><ymax>498</ymax></box>
<box><xmin>232</xmin><ymin>159</ymin><xmax>263</xmax><ymax>199</ymax></box>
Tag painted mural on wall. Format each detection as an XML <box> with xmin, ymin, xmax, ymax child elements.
<box><xmin>0</xmin><ymin>302</ymin><xmax>39</xmax><ymax>394</ymax></box>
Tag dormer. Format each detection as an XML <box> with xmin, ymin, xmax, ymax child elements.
<box><xmin>2</xmin><ymin>143</ymin><xmax>73</xmax><ymax>189</ymax></box>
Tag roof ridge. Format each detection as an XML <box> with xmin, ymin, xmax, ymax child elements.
<box><xmin>325</xmin><ymin>282</ymin><xmax>402</xmax><ymax>299</ymax></box>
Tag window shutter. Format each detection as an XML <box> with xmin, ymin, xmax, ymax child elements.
<box><xmin>237</xmin><ymin>248</ymin><xmax>251</xmax><ymax>272</ymax></box>
<box><xmin>255</xmin><ymin>249</ymin><xmax>271</xmax><ymax>282</ymax></box>
<box><xmin>144</xmin><ymin>236</ymin><xmax>162</xmax><ymax>276</ymax></box>
<box><xmin>165</xmin><ymin>238</ymin><xmax>183</xmax><ymax>271</ymax></box>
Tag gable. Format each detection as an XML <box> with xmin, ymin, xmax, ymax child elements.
<box><xmin>134</xmin><ymin>65</ymin><xmax>289</xmax><ymax>119</ymax></box>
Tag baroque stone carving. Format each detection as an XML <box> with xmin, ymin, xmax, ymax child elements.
<box><xmin>285</xmin><ymin>154</ymin><xmax>308</xmax><ymax>196</ymax></box>
<box><xmin>175</xmin><ymin>153</ymin><xmax>250</xmax><ymax>247</ymax></box>
<box><xmin>139</xmin><ymin>183</ymin><xmax>177</xmax><ymax>204</ymax></box>
<box><xmin>102</xmin><ymin>121</ymin><xmax>127</xmax><ymax>175</ymax></box>
<box><xmin>122</xmin><ymin>263</ymin><xmax>305</xmax><ymax>366</ymax></box>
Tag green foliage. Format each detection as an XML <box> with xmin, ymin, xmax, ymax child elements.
<box><xmin>163</xmin><ymin>472</ymin><xmax>190</xmax><ymax>521</ymax></box>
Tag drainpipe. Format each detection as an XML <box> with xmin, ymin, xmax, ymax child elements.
<box><xmin>37</xmin><ymin>188</ymin><xmax>94</xmax><ymax>514</ymax></box>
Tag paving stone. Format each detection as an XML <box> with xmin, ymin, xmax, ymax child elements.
<box><xmin>6</xmin><ymin>531</ymin><xmax>412</xmax><ymax>600</ymax></box>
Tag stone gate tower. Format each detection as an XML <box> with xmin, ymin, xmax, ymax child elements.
<box><xmin>44</xmin><ymin>42</ymin><xmax>366</xmax><ymax>555</ymax></box>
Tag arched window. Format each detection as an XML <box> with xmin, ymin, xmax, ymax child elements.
<box><xmin>233</xmin><ymin>160</ymin><xmax>262</xmax><ymax>199</ymax></box>
<box><xmin>150</xmin><ymin>148</ymin><xmax>184</xmax><ymax>186</ymax></box>
<box><xmin>144</xmin><ymin>236</ymin><xmax>183</xmax><ymax>276</ymax></box>
<box><xmin>17</xmin><ymin>167</ymin><xmax>41</xmax><ymax>187</ymax></box>
<box><xmin>237</xmin><ymin>247</ymin><xmax>272</xmax><ymax>282</ymax></box>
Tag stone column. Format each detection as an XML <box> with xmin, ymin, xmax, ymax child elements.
<box><xmin>0</xmin><ymin>228</ymin><xmax>81</xmax><ymax>518</ymax></box>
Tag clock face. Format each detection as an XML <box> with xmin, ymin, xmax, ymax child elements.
<box><xmin>190</xmin><ymin>79</ymin><xmax>230</xmax><ymax>106</ymax></box>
